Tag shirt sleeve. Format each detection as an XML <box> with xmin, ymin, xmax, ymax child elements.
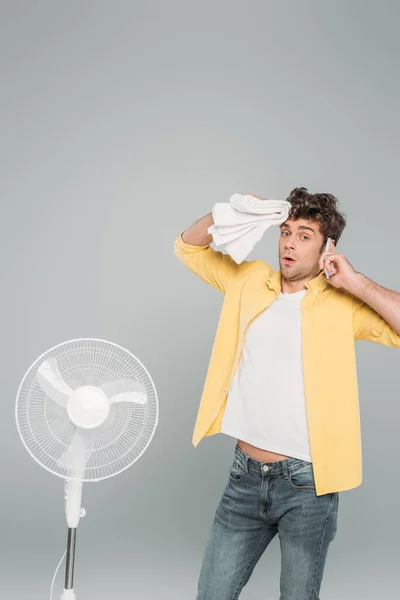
<box><xmin>352</xmin><ymin>296</ymin><xmax>400</xmax><ymax>348</ymax></box>
<box><xmin>174</xmin><ymin>233</ymin><xmax>247</xmax><ymax>293</ymax></box>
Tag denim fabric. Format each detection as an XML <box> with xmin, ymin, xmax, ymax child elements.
<box><xmin>196</xmin><ymin>443</ymin><xmax>339</xmax><ymax>600</ymax></box>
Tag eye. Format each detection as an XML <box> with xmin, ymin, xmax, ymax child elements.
<box><xmin>281</xmin><ymin>231</ymin><xmax>309</xmax><ymax>240</ymax></box>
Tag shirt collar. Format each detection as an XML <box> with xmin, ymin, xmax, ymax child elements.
<box><xmin>266</xmin><ymin>268</ymin><xmax>328</xmax><ymax>294</ymax></box>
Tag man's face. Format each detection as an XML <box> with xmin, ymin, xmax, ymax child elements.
<box><xmin>279</xmin><ymin>218</ymin><xmax>329</xmax><ymax>282</ymax></box>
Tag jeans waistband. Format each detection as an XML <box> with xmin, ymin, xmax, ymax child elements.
<box><xmin>234</xmin><ymin>442</ymin><xmax>312</xmax><ymax>476</ymax></box>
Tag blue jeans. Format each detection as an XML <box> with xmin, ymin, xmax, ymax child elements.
<box><xmin>196</xmin><ymin>443</ymin><xmax>339</xmax><ymax>600</ymax></box>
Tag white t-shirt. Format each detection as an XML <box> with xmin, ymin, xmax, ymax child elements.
<box><xmin>220</xmin><ymin>288</ymin><xmax>312</xmax><ymax>462</ymax></box>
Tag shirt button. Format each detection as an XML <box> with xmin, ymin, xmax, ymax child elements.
<box><xmin>223</xmin><ymin>387</ymin><xmax>228</xmax><ymax>392</ymax></box>
<box><xmin>211</xmin><ymin>411</ymin><xmax>216</xmax><ymax>417</ymax></box>
<box><xmin>262</xmin><ymin>465</ymin><xmax>269</xmax><ymax>472</ymax></box>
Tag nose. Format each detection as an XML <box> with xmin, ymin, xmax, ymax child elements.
<box><xmin>285</xmin><ymin>240</ymin><xmax>295</xmax><ymax>251</ymax></box>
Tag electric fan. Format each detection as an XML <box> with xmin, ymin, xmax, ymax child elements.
<box><xmin>15</xmin><ymin>338</ymin><xmax>159</xmax><ymax>600</ymax></box>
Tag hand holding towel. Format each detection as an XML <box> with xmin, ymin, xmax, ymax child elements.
<box><xmin>207</xmin><ymin>193</ymin><xmax>291</xmax><ymax>264</ymax></box>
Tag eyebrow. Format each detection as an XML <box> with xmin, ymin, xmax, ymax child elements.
<box><xmin>280</xmin><ymin>225</ymin><xmax>316</xmax><ymax>234</ymax></box>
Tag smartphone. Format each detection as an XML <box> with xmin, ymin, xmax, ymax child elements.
<box><xmin>324</xmin><ymin>237</ymin><xmax>333</xmax><ymax>278</ymax></box>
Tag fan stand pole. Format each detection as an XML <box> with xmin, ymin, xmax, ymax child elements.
<box><xmin>61</xmin><ymin>476</ymin><xmax>83</xmax><ymax>600</ymax></box>
<box><xmin>62</xmin><ymin>527</ymin><xmax>77</xmax><ymax>599</ymax></box>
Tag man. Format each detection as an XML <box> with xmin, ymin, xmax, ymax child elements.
<box><xmin>174</xmin><ymin>187</ymin><xmax>400</xmax><ymax>599</ymax></box>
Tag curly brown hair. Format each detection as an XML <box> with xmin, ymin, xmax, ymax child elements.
<box><xmin>286</xmin><ymin>187</ymin><xmax>347</xmax><ymax>250</ymax></box>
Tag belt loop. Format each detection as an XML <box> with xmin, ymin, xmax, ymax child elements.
<box><xmin>244</xmin><ymin>454</ymin><xmax>249</xmax><ymax>473</ymax></box>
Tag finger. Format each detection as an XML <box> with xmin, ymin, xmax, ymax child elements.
<box><xmin>320</xmin><ymin>251</ymin><xmax>330</xmax><ymax>270</ymax></box>
<box><xmin>327</xmin><ymin>263</ymin><xmax>336</xmax><ymax>278</ymax></box>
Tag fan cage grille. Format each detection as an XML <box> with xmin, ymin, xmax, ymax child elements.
<box><xmin>15</xmin><ymin>339</ymin><xmax>158</xmax><ymax>481</ymax></box>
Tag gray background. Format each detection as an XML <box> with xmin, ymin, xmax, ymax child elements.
<box><xmin>1</xmin><ymin>1</ymin><xmax>399</xmax><ymax>598</ymax></box>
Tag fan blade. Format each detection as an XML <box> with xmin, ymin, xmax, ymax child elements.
<box><xmin>36</xmin><ymin>358</ymin><xmax>73</xmax><ymax>407</ymax></box>
<box><xmin>110</xmin><ymin>390</ymin><xmax>147</xmax><ymax>404</ymax></box>
<box><xmin>58</xmin><ymin>429</ymin><xmax>92</xmax><ymax>473</ymax></box>
<box><xmin>100</xmin><ymin>379</ymin><xmax>148</xmax><ymax>405</ymax></box>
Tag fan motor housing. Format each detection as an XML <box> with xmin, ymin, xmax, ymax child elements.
<box><xmin>67</xmin><ymin>386</ymin><xmax>110</xmax><ymax>429</ymax></box>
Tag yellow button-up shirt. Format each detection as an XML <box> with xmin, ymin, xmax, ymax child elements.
<box><xmin>174</xmin><ymin>233</ymin><xmax>400</xmax><ymax>495</ymax></box>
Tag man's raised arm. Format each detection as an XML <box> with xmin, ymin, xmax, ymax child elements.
<box><xmin>181</xmin><ymin>212</ymin><xmax>214</xmax><ymax>246</ymax></box>
<box><xmin>174</xmin><ymin>212</ymin><xmax>243</xmax><ymax>293</ymax></box>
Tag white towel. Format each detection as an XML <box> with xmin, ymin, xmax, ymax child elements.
<box><xmin>208</xmin><ymin>193</ymin><xmax>291</xmax><ymax>264</ymax></box>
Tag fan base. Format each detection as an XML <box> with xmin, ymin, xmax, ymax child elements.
<box><xmin>61</xmin><ymin>590</ymin><xmax>76</xmax><ymax>599</ymax></box>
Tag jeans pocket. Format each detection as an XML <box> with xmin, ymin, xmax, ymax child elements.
<box><xmin>229</xmin><ymin>457</ymin><xmax>246</xmax><ymax>482</ymax></box>
<box><xmin>288</xmin><ymin>462</ymin><xmax>316</xmax><ymax>490</ymax></box>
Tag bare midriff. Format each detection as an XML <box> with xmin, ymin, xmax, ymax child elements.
<box><xmin>238</xmin><ymin>439</ymin><xmax>290</xmax><ymax>462</ymax></box>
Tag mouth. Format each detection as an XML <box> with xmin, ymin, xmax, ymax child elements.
<box><xmin>282</xmin><ymin>257</ymin><xmax>296</xmax><ymax>265</ymax></box>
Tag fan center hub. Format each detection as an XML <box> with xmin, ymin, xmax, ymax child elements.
<box><xmin>67</xmin><ymin>386</ymin><xmax>110</xmax><ymax>429</ymax></box>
